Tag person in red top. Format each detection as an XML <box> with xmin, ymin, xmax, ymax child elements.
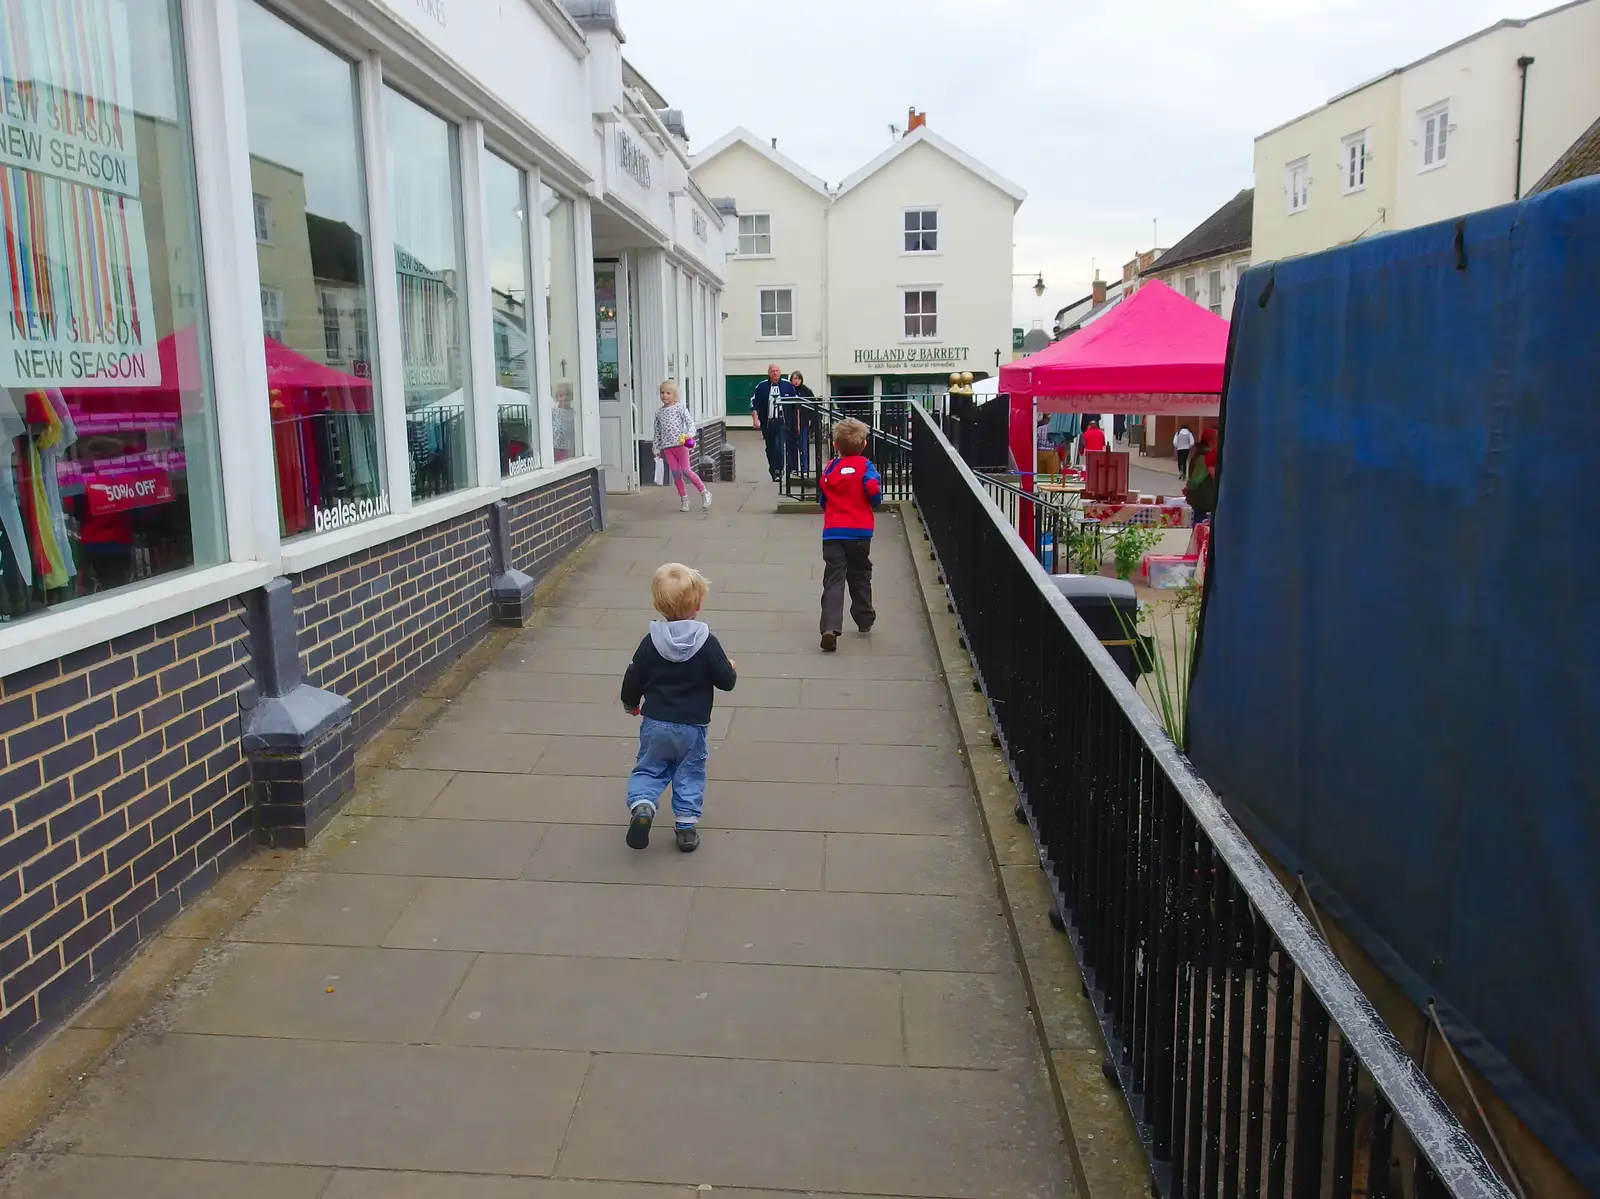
<box><xmin>1080</xmin><ymin>419</ymin><xmax>1108</xmax><ymax>456</ymax></box>
<box><xmin>816</xmin><ymin>417</ymin><xmax>882</xmax><ymax>652</ymax></box>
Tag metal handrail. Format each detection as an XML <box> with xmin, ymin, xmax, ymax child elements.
<box><xmin>911</xmin><ymin>402</ymin><xmax>1511</xmax><ymax>1199</ymax></box>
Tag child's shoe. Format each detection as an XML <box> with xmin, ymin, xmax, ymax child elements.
<box><xmin>820</xmin><ymin>631</ymin><xmax>838</xmax><ymax>652</ymax></box>
<box><xmin>701</xmin><ymin>489</ymin><xmax>713</xmax><ymax>510</ymax></box>
<box><xmin>626</xmin><ymin>805</ymin><xmax>653</xmax><ymax>849</ymax></box>
<box><xmin>679</xmin><ymin>496</ymin><xmax>691</xmax><ymax>513</ymax></box>
<box><xmin>675</xmin><ymin>826</ymin><xmax>700</xmax><ymax>853</ymax></box>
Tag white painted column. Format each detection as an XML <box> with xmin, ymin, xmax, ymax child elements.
<box><xmin>528</xmin><ymin>168</ymin><xmax>556</xmax><ymax>468</ymax></box>
<box><xmin>180</xmin><ymin>0</ymin><xmax>279</xmax><ymax>568</ymax></box>
<box><xmin>574</xmin><ymin>196</ymin><xmax>602</xmax><ymax>461</ymax></box>
<box><xmin>358</xmin><ymin>53</ymin><xmax>412</xmax><ymax>515</ymax></box>
<box><xmin>459</xmin><ymin>120</ymin><xmax>498</xmax><ymax>486</ymax></box>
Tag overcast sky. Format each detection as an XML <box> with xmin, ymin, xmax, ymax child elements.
<box><xmin>620</xmin><ymin>0</ymin><xmax>1532</xmax><ymax>329</ymax></box>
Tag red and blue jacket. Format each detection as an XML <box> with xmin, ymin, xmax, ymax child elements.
<box><xmin>818</xmin><ymin>455</ymin><xmax>882</xmax><ymax>540</ymax></box>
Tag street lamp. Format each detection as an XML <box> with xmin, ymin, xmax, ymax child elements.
<box><xmin>1014</xmin><ymin>271</ymin><xmax>1046</xmax><ymax>297</ymax></box>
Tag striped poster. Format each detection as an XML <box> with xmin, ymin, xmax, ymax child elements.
<box><xmin>0</xmin><ymin>0</ymin><xmax>158</xmax><ymax>388</ymax></box>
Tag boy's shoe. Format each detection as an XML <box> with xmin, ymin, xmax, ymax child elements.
<box><xmin>820</xmin><ymin>631</ymin><xmax>838</xmax><ymax>652</ymax></box>
<box><xmin>675</xmin><ymin>826</ymin><xmax>700</xmax><ymax>853</ymax></box>
<box><xmin>701</xmin><ymin>489</ymin><xmax>713</xmax><ymax>510</ymax></box>
<box><xmin>856</xmin><ymin>620</ymin><xmax>874</xmax><ymax>633</ymax></box>
<box><xmin>626</xmin><ymin>805</ymin><xmax>654</xmax><ymax>849</ymax></box>
<box><xmin>679</xmin><ymin>496</ymin><xmax>691</xmax><ymax>513</ymax></box>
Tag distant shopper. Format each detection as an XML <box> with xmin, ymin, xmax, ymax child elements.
<box><xmin>750</xmin><ymin>364</ymin><xmax>798</xmax><ymax>482</ymax></box>
<box><xmin>654</xmin><ymin>381</ymin><xmax>710</xmax><ymax>513</ymax></box>
<box><xmin>817</xmin><ymin>418</ymin><xmax>882</xmax><ymax>652</ymax></box>
<box><xmin>620</xmin><ymin>563</ymin><xmax>738</xmax><ymax>853</ymax></box>
<box><xmin>1080</xmin><ymin>419</ymin><xmax>1108</xmax><ymax>456</ymax></box>
<box><xmin>789</xmin><ymin>371</ymin><xmax>816</xmax><ymax>475</ymax></box>
<box><xmin>1174</xmin><ymin>424</ymin><xmax>1195</xmax><ymax>478</ymax></box>
<box><xmin>1184</xmin><ymin>427</ymin><xmax>1220</xmax><ymax>520</ymax></box>
<box><xmin>552</xmin><ymin>386</ymin><xmax>576</xmax><ymax>461</ymax></box>
<box><xmin>1035</xmin><ymin>413</ymin><xmax>1060</xmax><ymax>476</ymax></box>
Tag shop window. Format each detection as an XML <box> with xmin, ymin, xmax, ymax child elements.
<box><xmin>903</xmin><ymin>290</ymin><xmax>938</xmax><ymax>339</ymax></box>
<box><xmin>385</xmin><ymin>87</ymin><xmax>472</xmax><ymax>500</ymax></box>
<box><xmin>240</xmin><ymin>1</ymin><xmax>384</xmax><ymax>539</ymax></box>
<box><xmin>484</xmin><ymin>153</ymin><xmax>537</xmax><ymax>477</ymax></box>
<box><xmin>737</xmin><ymin>214</ymin><xmax>771</xmax><ymax>257</ymax></box>
<box><xmin>543</xmin><ymin>184</ymin><xmax>583</xmax><ymax>461</ymax></box>
<box><xmin>594</xmin><ymin>260</ymin><xmax>620</xmax><ymax>435</ymax></box>
<box><xmin>903</xmin><ymin>209</ymin><xmax>938</xmax><ymax>253</ymax></box>
<box><xmin>758</xmin><ymin>289</ymin><xmax>793</xmax><ymax>339</ymax></box>
<box><xmin>665</xmin><ymin>265</ymin><xmax>680</xmax><ymax>383</ymax></box>
<box><xmin>0</xmin><ymin>0</ymin><xmax>227</xmax><ymax>625</ymax></box>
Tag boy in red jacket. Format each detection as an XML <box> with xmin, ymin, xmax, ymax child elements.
<box><xmin>816</xmin><ymin>418</ymin><xmax>882</xmax><ymax>652</ymax></box>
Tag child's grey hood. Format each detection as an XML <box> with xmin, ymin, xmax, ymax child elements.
<box><xmin>649</xmin><ymin>619</ymin><xmax>709</xmax><ymax>662</ymax></box>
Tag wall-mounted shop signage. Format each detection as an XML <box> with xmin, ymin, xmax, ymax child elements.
<box><xmin>618</xmin><ymin>130</ymin><xmax>652</xmax><ymax>190</ymax></box>
<box><xmin>406</xmin><ymin>0</ymin><xmax>447</xmax><ymax>27</ymax></box>
<box><xmin>0</xmin><ymin>0</ymin><xmax>161</xmax><ymax>390</ymax></box>
<box><xmin>692</xmin><ymin>209</ymin><xmax>708</xmax><ymax>240</ymax></box>
<box><xmin>405</xmin><ymin>362</ymin><xmax>452</xmax><ymax>389</ymax></box>
<box><xmin>853</xmin><ymin>346</ymin><xmax>971</xmax><ymax>367</ymax></box>
<box><xmin>313</xmin><ymin>491</ymin><xmax>392</xmax><ymax>533</ymax></box>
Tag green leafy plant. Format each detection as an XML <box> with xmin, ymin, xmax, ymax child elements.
<box><xmin>1061</xmin><ymin>521</ymin><xmax>1104</xmax><ymax>574</ymax></box>
<box><xmin>1110</xmin><ymin>523</ymin><xmax>1165</xmax><ymax>580</ymax></box>
<box><xmin>1117</xmin><ymin>589</ymin><xmax>1200</xmax><ymax>745</ymax></box>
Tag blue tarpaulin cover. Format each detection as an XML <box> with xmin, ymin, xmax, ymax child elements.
<box><xmin>1188</xmin><ymin>178</ymin><xmax>1600</xmax><ymax>1191</ymax></box>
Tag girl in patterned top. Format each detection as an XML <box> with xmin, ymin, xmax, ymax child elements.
<box><xmin>654</xmin><ymin>381</ymin><xmax>710</xmax><ymax>512</ymax></box>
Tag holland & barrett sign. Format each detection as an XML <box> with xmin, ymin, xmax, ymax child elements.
<box><xmin>853</xmin><ymin>346</ymin><xmax>970</xmax><ymax>367</ymax></box>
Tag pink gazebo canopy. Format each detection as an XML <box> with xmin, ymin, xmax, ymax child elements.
<box><xmin>1000</xmin><ymin>279</ymin><xmax>1228</xmax><ymax>413</ymax></box>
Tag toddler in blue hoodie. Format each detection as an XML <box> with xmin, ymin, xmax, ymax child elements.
<box><xmin>619</xmin><ymin>563</ymin><xmax>738</xmax><ymax>852</ymax></box>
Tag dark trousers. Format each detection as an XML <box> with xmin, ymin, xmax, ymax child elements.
<box><xmin>762</xmin><ymin>418</ymin><xmax>784</xmax><ymax>479</ymax></box>
<box><xmin>1176</xmin><ymin>448</ymin><xmax>1190</xmax><ymax>478</ymax></box>
<box><xmin>820</xmin><ymin>538</ymin><xmax>875</xmax><ymax>634</ymax></box>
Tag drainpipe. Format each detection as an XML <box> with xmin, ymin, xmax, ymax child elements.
<box><xmin>1514</xmin><ymin>55</ymin><xmax>1535</xmax><ymax>199</ymax></box>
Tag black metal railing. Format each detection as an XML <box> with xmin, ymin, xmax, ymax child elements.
<box><xmin>775</xmin><ymin>397</ymin><xmax>914</xmax><ymax>502</ymax></box>
<box><xmin>910</xmin><ymin>404</ymin><xmax>1511</xmax><ymax>1199</ymax></box>
<box><xmin>975</xmin><ymin>470</ymin><xmax>1083</xmax><ymax>575</ymax></box>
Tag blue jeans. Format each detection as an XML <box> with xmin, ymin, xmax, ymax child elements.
<box><xmin>626</xmin><ymin>718</ymin><xmax>709</xmax><ymax>827</ymax></box>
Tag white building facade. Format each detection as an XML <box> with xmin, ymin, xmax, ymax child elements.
<box><xmin>0</xmin><ymin>0</ymin><xmax>728</xmax><ymax>1071</ymax></box>
<box><xmin>1252</xmin><ymin>0</ymin><xmax>1600</xmax><ymax>264</ymax></box>
<box><xmin>692</xmin><ymin>124</ymin><xmax>1024</xmax><ymax>411</ymax></box>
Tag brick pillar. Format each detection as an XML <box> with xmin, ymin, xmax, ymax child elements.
<box><xmin>487</xmin><ymin>500</ymin><xmax>537</xmax><ymax>625</ymax></box>
<box><xmin>242</xmin><ymin>578</ymin><xmax>354</xmax><ymax>848</ymax></box>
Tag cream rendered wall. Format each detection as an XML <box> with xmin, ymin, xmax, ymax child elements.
<box><xmin>1252</xmin><ymin>74</ymin><xmax>1401</xmax><ymax>263</ymax></box>
<box><xmin>691</xmin><ymin>142</ymin><xmax>828</xmax><ymax>382</ymax></box>
<box><xmin>1396</xmin><ymin>2</ymin><xmax>1600</xmax><ymax>229</ymax></box>
<box><xmin>826</xmin><ymin>141</ymin><xmax>1013</xmax><ymax>379</ymax></box>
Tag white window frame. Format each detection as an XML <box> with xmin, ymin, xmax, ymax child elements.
<box><xmin>738</xmin><ymin>212</ymin><xmax>773</xmax><ymax>258</ymax></box>
<box><xmin>1418</xmin><ymin>101</ymin><xmax>1451</xmax><ymax>172</ymax></box>
<box><xmin>1207</xmin><ymin>268</ymin><xmax>1224</xmax><ymax>316</ymax></box>
<box><xmin>1341</xmin><ymin>130</ymin><xmax>1369</xmax><ymax>194</ymax></box>
<box><xmin>252</xmin><ymin>192</ymin><xmax>272</xmax><ymax>244</ymax></box>
<box><xmin>901</xmin><ymin>286</ymin><xmax>940</xmax><ymax>341</ymax></box>
<box><xmin>1182</xmin><ymin>274</ymin><xmax>1198</xmax><ymax>302</ymax></box>
<box><xmin>902</xmin><ymin>207</ymin><xmax>939</xmax><ymax>255</ymax></box>
<box><xmin>1286</xmin><ymin>156</ymin><xmax>1310</xmax><ymax>213</ymax></box>
<box><xmin>756</xmin><ymin>286</ymin><xmax>795</xmax><ymax>340</ymax></box>
<box><xmin>259</xmin><ymin>285</ymin><xmax>286</xmax><ymax>339</ymax></box>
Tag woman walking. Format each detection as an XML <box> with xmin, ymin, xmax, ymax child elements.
<box><xmin>655</xmin><ymin>381</ymin><xmax>711</xmax><ymax>512</ymax></box>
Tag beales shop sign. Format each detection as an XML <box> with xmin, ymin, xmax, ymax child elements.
<box><xmin>854</xmin><ymin>346</ymin><xmax>970</xmax><ymax>367</ymax></box>
<box><xmin>618</xmin><ymin>130</ymin><xmax>652</xmax><ymax>190</ymax></box>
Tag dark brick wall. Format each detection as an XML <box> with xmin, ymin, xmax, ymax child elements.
<box><xmin>0</xmin><ymin>602</ymin><xmax>253</xmax><ymax>1070</ymax></box>
<box><xmin>695</xmin><ymin>419</ymin><xmax>727</xmax><ymax>480</ymax></box>
<box><xmin>293</xmin><ymin>509</ymin><xmax>494</xmax><ymax>742</ymax></box>
<box><xmin>506</xmin><ymin>470</ymin><xmax>598</xmax><ymax>580</ymax></box>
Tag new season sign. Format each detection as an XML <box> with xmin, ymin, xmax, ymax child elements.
<box><xmin>0</xmin><ymin>0</ymin><xmax>161</xmax><ymax>390</ymax></box>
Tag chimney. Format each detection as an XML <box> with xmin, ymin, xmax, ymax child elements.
<box><xmin>906</xmin><ymin>108</ymin><xmax>926</xmax><ymax>135</ymax></box>
<box><xmin>770</xmin><ymin>137</ymin><xmax>777</xmax><ymax>149</ymax></box>
<box><xmin>1092</xmin><ymin>278</ymin><xmax>1108</xmax><ymax>306</ymax></box>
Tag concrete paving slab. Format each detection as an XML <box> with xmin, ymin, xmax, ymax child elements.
<box><xmin>168</xmin><ymin>942</ymin><xmax>473</xmax><ymax>1042</ymax></box>
<box><xmin>701</xmin><ymin>782</ymin><xmax>974</xmax><ymax>835</ymax></box>
<box><xmin>730</xmin><ymin>706</ymin><xmax>949</xmax><ymax>745</ymax></box>
<box><xmin>838</xmin><ymin>743</ymin><xmax>968</xmax><ymax>786</ymax></box>
<box><xmin>443</xmin><ymin>698</ymin><xmax>735</xmax><ymax>741</ymax></box>
<box><xmin>903</xmin><ymin>970</ymin><xmax>1041</xmax><ymax>1069</ymax></box>
<box><xmin>521</xmin><ymin>824</ymin><xmax>825</xmax><ymax>890</ymax></box>
<box><xmin>557</xmin><ymin>1053</ymin><xmax>1068</xmax><ymax>1197</ymax></box>
<box><xmin>434</xmin><ymin>955</ymin><xmax>903</xmax><ymax>1064</ymax></box>
<box><xmin>517</xmin><ymin>624</ymin><xmax>664</xmax><ymax>650</ymax></box>
<box><xmin>0</xmin><ymin>1156</ymin><xmax>332</xmax><ymax>1198</ymax></box>
<box><xmin>501</xmin><ymin>647</ymin><xmax>634</xmax><ymax>675</ymax></box>
<box><xmin>346</xmin><ymin>768</ymin><xmax>455</xmax><ymax>817</ymax></box>
<box><xmin>682</xmin><ymin>887</ymin><xmax>1007</xmax><ymax>972</ymax></box>
<box><xmin>705</xmin><ymin>740</ymin><xmax>837</xmax><ymax>783</ymax></box>
<box><xmin>729</xmin><ymin>651</ymin><xmax>937</xmax><ymax>680</ymax></box>
<box><xmin>531</xmin><ymin>736</ymin><xmax>641</xmax><ymax>776</ymax></box>
<box><xmin>396</xmin><ymin>728</ymin><xmax>551</xmax><ymax>773</ymax></box>
<box><xmin>384</xmin><ymin>878</ymin><xmax>693</xmax><ymax>959</ymax></box>
<box><xmin>799</xmin><ymin>677</ymin><xmax>949</xmax><ymax>710</ymax></box>
<box><xmin>317</xmin><ymin>816</ymin><xmax>548</xmax><ymax>879</ymax></box>
<box><xmin>823</xmin><ymin>832</ymin><xmax>993</xmax><ymax>896</ymax></box>
<box><xmin>227</xmin><ymin>871</ymin><xmax>423</xmax><ymax>947</ymax></box>
<box><xmin>594</xmin><ymin>607</ymin><xmax>791</xmax><ymax>632</ymax></box>
<box><xmin>38</xmin><ymin>1035</ymin><xmax>590</xmax><ymax>1176</ymax></box>
<box><xmin>426</xmin><ymin>772</ymin><xmax>620</xmax><ymax>823</ymax></box>
<box><xmin>323</xmin><ymin>1176</ymin><xmax>697</xmax><ymax>1198</ymax></box>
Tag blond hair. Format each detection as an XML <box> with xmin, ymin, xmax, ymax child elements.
<box><xmin>832</xmin><ymin>418</ymin><xmax>869</xmax><ymax>456</ymax></box>
<box><xmin>651</xmin><ymin>562</ymin><xmax>709</xmax><ymax>620</ymax></box>
<box><xmin>658</xmin><ymin>380</ymin><xmax>679</xmax><ymax>403</ymax></box>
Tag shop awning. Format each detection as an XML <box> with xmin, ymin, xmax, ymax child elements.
<box><xmin>999</xmin><ymin>280</ymin><xmax>1227</xmax><ymax>413</ymax></box>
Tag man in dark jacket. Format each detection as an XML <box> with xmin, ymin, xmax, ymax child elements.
<box><xmin>750</xmin><ymin>363</ymin><xmax>797</xmax><ymax>482</ymax></box>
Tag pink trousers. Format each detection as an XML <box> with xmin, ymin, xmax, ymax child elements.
<box><xmin>661</xmin><ymin>445</ymin><xmax>704</xmax><ymax>497</ymax></box>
